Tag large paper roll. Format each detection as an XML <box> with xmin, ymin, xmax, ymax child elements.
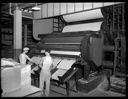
<box><xmin>62</xmin><ymin>8</ymin><xmax>104</xmax><ymax>32</ymax></box>
<box><xmin>63</xmin><ymin>9</ymin><xmax>103</xmax><ymax>22</ymax></box>
<box><xmin>62</xmin><ymin>21</ymin><xmax>103</xmax><ymax>32</ymax></box>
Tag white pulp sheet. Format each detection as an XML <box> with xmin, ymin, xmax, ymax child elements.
<box><xmin>63</xmin><ymin>9</ymin><xmax>103</xmax><ymax>22</ymax></box>
<box><xmin>62</xmin><ymin>21</ymin><xmax>103</xmax><ymax>32</ymax></box>
<box><xmin>31</xmin><ymin>56</ymin><xmax>42</xmax><ymax>74</ymax></box>
<box><xmin>1</xmin><ymin>66</ymin><xmax>21</xmax><ymax>93</ymax></box>
<box><xmin>1</xmin><ymin>58</ymin><xmax>19</xmax><ymax>66</ymax></box>
<box><xmin>51</xmin><ymin>69</ymin><xmax>67</xmax><ymax>80</ymax></box>
<box><xmin>31</xmin><ymin>56</ymin><xmax>42</xmax><ymax>65</ymax></box>
<box><xmin>52</xmin><ymin>57</ymin><xmax>62</xmax><ymax>67</ymax></box>
<box><xmin>20</xmin><ymin>65</ymin><xmax>31</xmax><ymax>86</ymax></box>
<box><xmin>57</xmin><ymin>58</ymin><xmax>76</xmax><ymax>70</ymax></box>
<box><xmin>52</xmin><ymin>58</ymin><xmax>76</xmax><ymax>81</ymax></box>
<box><xmin>1</xmin><ymin>64</ymin><xmax>31</xmax><ymax>93</ymax></box>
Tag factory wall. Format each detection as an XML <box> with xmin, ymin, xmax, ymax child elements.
<box><xmin>1</xmin><ymin>28</ymin><xmax>13</xmax><ymax>46</ymax></box>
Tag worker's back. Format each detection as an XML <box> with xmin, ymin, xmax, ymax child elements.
<box><xmin>19</xmin><ymin>53</ymin><xmax>27</xmax><ymax>65</ymax></box>
<box><xmin>41</xmin><ymin>56</ymin><xmax>53</xmax><ymax>72</ymax></box>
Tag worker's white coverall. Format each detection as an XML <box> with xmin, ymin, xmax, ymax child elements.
<box><xmin>39</xmin><ymin>55</ymin><xmax>53</xmax><ymax>96</ymax></box>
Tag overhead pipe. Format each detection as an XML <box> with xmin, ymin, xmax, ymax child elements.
<box><xmin>9</xmin><ymin>3</ymin><xmax>14</xmax><ymax>16</ymax></box>
<box><xmin>9</xmin><ymin>3</ymin><xmax>33</xmax><ymax>19</ymax></box>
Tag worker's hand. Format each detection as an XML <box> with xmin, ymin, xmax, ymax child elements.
<box><xmin>28</xmin><ymin>61</ymin><xmax>33</xmax><ymax>65</ymax></box>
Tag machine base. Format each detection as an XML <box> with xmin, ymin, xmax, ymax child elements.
<box><xmin>77</xmin><ymin>74</ymin><xmax>102</xmax><ymax>93</ymax></box>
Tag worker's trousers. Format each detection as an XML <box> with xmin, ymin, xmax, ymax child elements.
<box><xmin>39</xmin><ymin>69</ymin><xmax>51</xmax><ymax>96</ymax></box>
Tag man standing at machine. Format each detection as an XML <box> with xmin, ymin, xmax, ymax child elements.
<box><xmin>39</xmin><ymin>49</ymin><xmax>54</xmax><ymax>97</ymax></box>
<box><xmin>19</xmin><ymin>47</ymin><xmax>33</xmax><ymax>65</ymax></box>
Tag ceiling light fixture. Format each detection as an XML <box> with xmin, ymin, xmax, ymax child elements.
<box><xmin>32</xmin><ymin>3</ymin><xmax>40</xmax><ymax>11</ymax></box>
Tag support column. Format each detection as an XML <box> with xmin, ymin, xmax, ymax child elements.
<box><xmin>24</xmin><ymin>24</ymin><xmax>28</xmax><ymax>46</ymax></box>
<box><xmin>13</xmin><ymin>7</ymin><xmax>22</xmax><ymax>61</ymax></box>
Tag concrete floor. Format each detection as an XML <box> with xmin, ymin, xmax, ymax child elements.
<box><xmin>27</xmin><ymin>75</ymin><xmax>126</xmax><ymax>97</ymax></box>
<box><xmin>27</xmin><ymin>85</ymin><xmax>125</xmax><ymax>97</ymax></box>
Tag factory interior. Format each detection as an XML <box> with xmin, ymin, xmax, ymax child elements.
<box><xmin>1</xmin><ymin>2</ymin><xmax>127</xmax><ymax>97</ymax></box>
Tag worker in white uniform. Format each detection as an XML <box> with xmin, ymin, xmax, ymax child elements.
<box><xmin>19</xmin><ymin>47</ymin><xmax>33</xmax><ymax>65</ymax></box>
<box><xmin>39</xmin><ymin>49</ymin><xmax>54</xmax><ymax>97</ymax></box>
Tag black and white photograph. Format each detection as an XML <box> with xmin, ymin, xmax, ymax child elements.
<box><xmin>1</xmin><ymin>2</ymin><xmax>126</xmax><ymax>97</ymax></box>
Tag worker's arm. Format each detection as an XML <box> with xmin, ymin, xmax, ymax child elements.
<box><xmin>39</xmin><ymin>57</ymin><xmax>44</xmax><ymax>68</ymax></box>
<box><xmin>25</xmin><ymin>55</ymin><xmax>33</xmax><ymax>63</ymax></box>
<box><xmin>50</xmin><ymin>59</ymin><xmax>56</xmax><ymax>71</ymax></box>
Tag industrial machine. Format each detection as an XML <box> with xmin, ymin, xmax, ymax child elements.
<box><xmin>29</xmin><ymin>8</ymin><xmax>114</xmax><ymax>96</ymax></box>
<box><xmin>1</xmin><ymin>3</ymin><xmax>125</xmax><ymax>97</ymax></box>
<box><xmin>29</xmin><ymin>30</ymin><xmax>107</xmax><ymax>96</ymax></box>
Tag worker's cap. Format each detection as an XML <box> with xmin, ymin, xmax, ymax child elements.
<box><xmin>23</xmin><ymin>47</ymin><xmax>29</xmax><ymax>51</ymax></box>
